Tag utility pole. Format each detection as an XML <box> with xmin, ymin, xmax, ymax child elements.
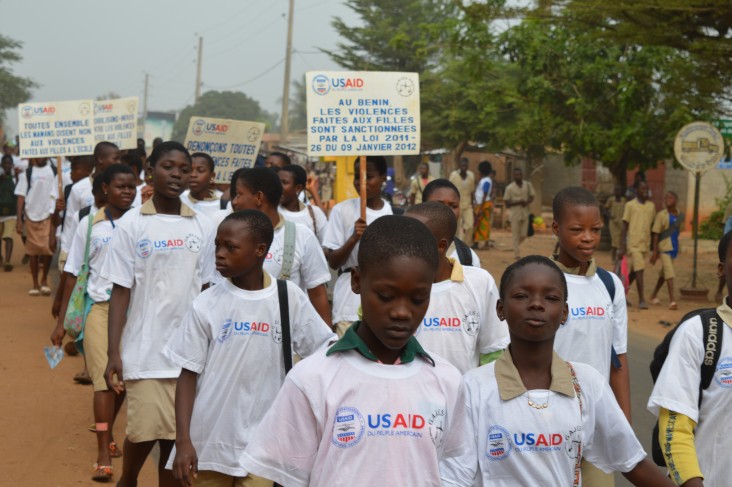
<box><xmin>280</xmin><ymin>0</ymin><xmax>294</xmax><ymax>145</ymax></box>
<box><xmin>142</xmin><ymin>72</ymin><xmax>149</xmax><ymax>138</ymax></box>
<box><xmin>195</xmin><ymin>36</ymin><xmax>203</xmax><ymax>104</ymax></box>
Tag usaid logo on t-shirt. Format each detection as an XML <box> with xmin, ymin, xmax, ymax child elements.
<box><xmin>90</xmin><ymin>236</ymin><xmax>111</xmax><ymax>255</ymax></box>
<box><xmin>418</xmin><ymin>310</ymin><xmax>480</xmax><ymax>336</ymax></box>
<box><xmin>566</xmin><ymin>304</ymin><xmax>609</xmax><ymax>324</ymax></box>
<box><xmin>715</xmin><ymin>357</ymin><xmax>732</xmax><ymax>388</ymax></box>
<box><xmin>486</xmin><ymin>425</ymin><xmax>512</xmax><ymax>461</ymax></box>
<box><xmin>136</xmin><ymin>234</ymin><xmax>203</xmax><ymax>258</ymax></box>
<box><xmin>486</xmin><ymin>424</ymin><xmax>581</xmax><ymax>460</ymax></box>
<box><xmin>332</xmin><ymin>407</ymin><xmax>365</xmax><ymax>448</ymax></box>
<box><xmin>216</xmin><ymin>319</ymin><xmax>272</xmax><ymax>342</ymax></box>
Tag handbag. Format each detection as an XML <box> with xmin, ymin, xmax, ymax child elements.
<box><xmin>63</xmin><ymin>212</ymin><xmax>95</xmax><ymax>341</ymax></box>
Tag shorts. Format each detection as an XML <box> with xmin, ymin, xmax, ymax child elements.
<box><xmin>83</xmin><ymin>302</ymin><xmax>110</xmax><ymax>392</ymax></box>
<box><xmin>125</xmin><ymin>378</ymin><xmax>176</xmax><ymax>443</ymax></box>
<box><xmin>58</xmin><ymin>249</ymin><xmax>68</xmax><ymax>272</ymax></box>
<box><xmin>580</xmin><ymin>459</ymin><xmax>614</xmax><ymax>487</ymax></box>
<box><xmin>628</xmin><ymin>248</ymin><xmax>646</xmax><ymax>272</ymax></box>
<box><xmin>0</xmin><ymin>218</ymin><xmax>15</xmax><ymax>240</ymax></box>
<box><xmin>25</xmin><ymin>218</ymin><xmax>52</xmax><ymax>256</ymax></box>
<box><xmin>194</xmin><ymin>470</ymin><xmax>273</xmax><ymax>487</ymax></box>
<box><xmin>335</xmin><ymin>320</ymin><xmax>355</xmax><ymax>338</ymax></box>
<box><xmin>659</xmin><ymin>253</ymin><xmax>675</xmax><ymax>280</ymax></box>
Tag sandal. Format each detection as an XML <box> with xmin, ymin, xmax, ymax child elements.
<box><xmin>92</xmin><ymin>463</ymin><xmax>113</xmax><ymax>482</ymax></box>
<box><xmin>73</xmin><ymin>371</ymin><xmax>93</xmax><ymax>385</ymax></box>
<box><xmin>669</xmin><ymin>302</ymin><xmax>678</xmax><ymax>310</ymax></box>
<box><xmin>28</xmin><ymin>288</ymin><xmax>40</xmax><ymax>296</ymax></box>
<box><xmin>88</xmin><ymin>423</ymin><xmax>97</xmax><ymax>433</ymax></box>
<box><xmin>109</xmin><ymin>441</ymin><xmax>123</xmax><ymax>458</ymax></box>
<box><xmin>650</xmin><ymin>298</ymin><xmax>660</xmax><ymax>305</ymax></box>
<box><xmin>3</xmin><ymin>263</ymin><xmax>12</xmax><ymax>272</ymax></box>
<box><xmin>40</xmin><ymin>285</ymin><xmax>52</xmax><ymax>296</ymax></box>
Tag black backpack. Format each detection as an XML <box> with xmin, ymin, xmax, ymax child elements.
<box><xmin>454</xmin><ymin>238</ymin><xmax>473</xmax><ymax>267</ymax></box>
<box><xmin>648</xmin><ymin>308</ymin><xmax>723</xmax><ymax>466</ymax></box>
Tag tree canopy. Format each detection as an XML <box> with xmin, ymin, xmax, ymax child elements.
<box><xmin>0</xmin><ymin>34</ymin><xmax>36</xmax><ymax>125</ymax></box>
<box><xmin>171</xmin><ymin>90</ymin><xmax>277</xmax><ymax>142</ymax></box>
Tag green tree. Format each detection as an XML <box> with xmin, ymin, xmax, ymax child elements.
<box><xmin>0</xmin><ymin>34</ymin><xmax>36</xmax><ymax>125</ymax></box>
<box><xmin>172</xmin><ymin>90</ymin><xmax>277</xmax><ymax>142</ymax></box>
<box><xmin>288</xmin><ymin>77</ymin><xmax>307</xmax><ymax>132</ymax></box>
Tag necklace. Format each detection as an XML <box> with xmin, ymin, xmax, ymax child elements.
<box><xmin>527</xmin><ymin>390</ymin><xmax>550</xmax><ymax>410</ymax></box>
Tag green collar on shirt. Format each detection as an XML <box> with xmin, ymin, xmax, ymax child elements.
<box><xmin>326</xmin><ymin>321</ymin><xmax>435</xmax><ymax>366</ymax></box>
<box><xmin>552</xmin><ymin>255</ymin><xmax>598</xmax><ymax>277</ymax></box>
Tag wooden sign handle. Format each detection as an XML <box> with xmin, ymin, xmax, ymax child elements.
<box><xmin>359</xmin><ymin>155</ymin><xmax>367</xmax><ymax>221</ymax></box>
<box><xmin>56</xmin><ymin>156</ymin><xmax>63</xmax><ymax>197</ymax></box>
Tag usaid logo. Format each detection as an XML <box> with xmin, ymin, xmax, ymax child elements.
<box><xmin>332</xmin><ymin>407</ymin><xmax>365</xmax><ymax>448</ymax></box>
<box><xmin>486</xmin><ymin>425</ymin><xmax>512</xmax><ymax>461</ymax></box>
<box><xmin>136</xmin><ymin>239</ymin><xmax>153</xmax><ymax>258</ymax></box>
<box><xmin>192</xmin><ymin>119</ymin><xmax>206</xmax><ymax>136</ymax></box>
<box><xmin>312</xmin><ymin>74</ymin><xmax>330</xmax><ymax>96</ymax></box>
<box><xmin>185</xmin><ymin>233</ymin><xmax>202</xmax><ymax>253</ymax></box>
<box><xmin>22</xmin><ymin>105</ymin><xmax>56</xmax><ymax>118</ymax></box>
<box><xmin>715</xmin><ymin>357</ymin><xmax>732</xmax><ymax>388</ymax></box>
<box><xmin>95</xmin><ymin>103</ymin><xmax>113</xmax><ymax>114</ymax></box>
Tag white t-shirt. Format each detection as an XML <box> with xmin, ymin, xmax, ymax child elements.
<box><xmin>64</xmin><ymin>211</ymin><xmax>117</xmax><ymax>303</ymax></box>
<box><xmin>66</xmin><ymin>177</ymin><xmax>94</xmax><ymax>222</ymax></box>
<box><xmin>265</xmin><ymin>220</ymin><xmax>330</xmax><ymax>291</ymax></box>
<box><xmin>474</xmin><ymin>176</ymin><xmax>493</xmax><ymax>205</ymax></box>
<box><xmin>133</xmin><ymin>182</ymin><xmax>145</xmax><ymax>208</ymax></box>
<box><xmin>101</xmin><ymin>201</ymin><xmax>215</xmax><ymax>380</ymax></box>
<box><xmin>163</xmin><ymin>277</ymin><xmax>337</xmax><ymax>477</ymax></box>
<box><xmin>12</xmin><ymin>156</ymin><xmax>28</xmax><ymax>173</ymax></box>
<box><xmin>448</xmin><ymin>246</ymin><xmax>481</xmax><ymax>268</ymax></box>
<box><xmin>554</xmin><ymin>270</ymin><xmax>627</xmax><ymax>381</ymax></box>
<box><xmin>279</xmin><ymin>204</ymin><xmax>328</xmax><ymax>244</ymax></box>
<box><xmin>323</xmin><ymin>198</ymin><xmax>393</xmax><ymax>322</ymax></box>
<box><xmin>440</xmin><ymin>360</ymin><xmax>646</xmax><ymax>486</ymax></box>
<box><xmin>14</xmin><ymin>164</ymin><xmax>58</xmax><ymax>222</ymax></box>
<box><xmin>647</xmin><ymin>308</ymin><xmax>732</xmax><ymax>485</ymax></box>
<box><xmin>182</xmin><ymin>189</ymin><xmax>223</xmax><ymax>218</ymax></box>
<box><xmin>241</xmin><ymin>348</ymin><xmax>465</xmax><ymax>487</ymax></box>
<box><xmin>416</xmin><ymin>263</ymin><xmax>509</xmax><ymax>374</ymax></box>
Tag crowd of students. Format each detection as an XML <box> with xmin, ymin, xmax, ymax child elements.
<box><xmin>1</xmin><ymin>137</ymin><xmax>725</xmax><ymax>486</ymax></box>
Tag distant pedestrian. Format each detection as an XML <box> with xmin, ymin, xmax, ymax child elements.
<box><xmin>620</xmin><ymin>180</ymin><xmax>656</xmax><ymax>309</ymax></box>
<box><xmin>448</xmin><ymin>158</ymin><xmax>476</xmax><ymax>246</ymax></box>
<box><xmin>503</xmin><ymin>167</ymin><xmax>535</xmax><ymax>259</ymax></box>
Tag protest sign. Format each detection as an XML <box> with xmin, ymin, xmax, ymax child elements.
<box><xmin>94</xmin><ymin>97</ymin><xmax>138</xmax><ymax>149</ymax></box>
<box><xmin>305</xmin><ymin>71</ymin><xmax>420</xmax><ymax>157</ymax></box>
<box><xmin>17</xmin><ymin>99</ymin><xmax>95</xmax><ymax>159</ymax></box>
<box><xmin>183</xmin><ymin>117</ymin><xmax>265</xmax><ymax>184</ymax></box>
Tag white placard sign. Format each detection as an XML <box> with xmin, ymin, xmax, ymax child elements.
<box><xmin>306</xmin><ymin>71</ymin><xmax>420</xmax><ymax>156</ymax></box>
<box><xmin>17</xmin><ymin>99</ymin><xmax>95</xmax><ymax>158</ymax></box>
<box><xmin>94</xmin><ymin>97</ymin><xmax>138</xmax><ymax>149</ymax></box>
<box><xmin>183</xmin><ymin>117</ymin><xmax>265</xmax><ymax>184</ymax></box>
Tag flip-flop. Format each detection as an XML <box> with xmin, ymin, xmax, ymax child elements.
<box><xmin>650</xmin><ymin>298</ymin><xmax>661</xmax><ymax>305</ymax></box>
<box><xmin>40</xmin><ymin>285</ymin><xmax>52</xmax><ymax>296</ymax></box>
<box><xmin>28</xmin><ymin>288</ymin><xmax>40</xmax><ymax>296</ymax></box>
<box><xmin>669</xmin><ymin>302</ymin><xmax>678</xmax><ymax>310</ymax></box>
<box><xmin>3</xmin><ymin>263</ymin><xmax>12</xmax><ymax>272</ymax></box>
<box><xmin>91</xmin><ymin>463</ymin><xmax>113</xmax><ymax>483</ymax></box>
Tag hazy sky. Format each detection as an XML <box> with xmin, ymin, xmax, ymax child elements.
<box><xmin>3</xmin><ymin>0</ymin><xmax>356</xmax><ymax>136</ymax></box>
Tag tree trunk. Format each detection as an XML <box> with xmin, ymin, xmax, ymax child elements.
<box><xmin>445</xmin><ymin>140</ymin><xmax>468</xmax><ymax>176</ymax></box>
<box><xmin>610</xmin><ymin>154</ymin><xmax>629</xmax><ymax>192</ymax></box>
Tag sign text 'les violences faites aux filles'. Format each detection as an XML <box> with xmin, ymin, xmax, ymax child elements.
<box><xmin>306</xmin><ymin>71</ymin><xmax>420</xmax><ymax>157</ymax></box>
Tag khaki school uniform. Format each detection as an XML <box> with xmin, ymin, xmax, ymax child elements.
<box><xmin>504</xmin><ymin>181</ymin><xmax>535</xmax><ymax>259</ymax></box>
<box><xmin>622</xmin><ymin>199</ymin><xmax>656</xmax><ymax>272</ymax></box>
<box><xmin>449</xmin><ymin>170</ymin><xmax>476</xmax><ymax>245</ymax></box>
<box><xmin>605</xmin><ymin>196</ymin><xmax>626</xmax><ymax>248</ymax></box>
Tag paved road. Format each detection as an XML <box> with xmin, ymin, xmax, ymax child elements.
<box><xmin>616</xmin><ymin>330</ymin><xmax>664</xmax><ymax>486</ymax></box>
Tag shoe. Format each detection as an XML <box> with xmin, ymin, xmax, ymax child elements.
<box><xmin>40</xmin><ymin>285</ymin><xmax>51</xmax><ymax>296</ymax></box>
<box><xmin>3</xmin><ymin>263</ymin><xmax>12</xmax><ymax>272</ymax></box>
<box><xmin>638</xmin><ymin>301</ymin><xmax>649</xmax><ymax>310</ymax></box>
<box><xmin>28</xmin><ymin>288</ymin><xmax>40</xmax><ymax>296</ymax></box>
<box><xmin>669</xmin><ymin>302</ymin><xmax>678</xmax><ymax>310</ymax></box>
<box><xmin>650</xmin><ymin>298</ymin><xmax>660</xmax><ymax>305</ymax></box>
<box><xmin>91</xmin><ymin>463</ymin><xmax>113</xmax><ymax>483</ymax></box>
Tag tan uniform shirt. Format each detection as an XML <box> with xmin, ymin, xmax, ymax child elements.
<box><xmin>448</xmin><ymin>170</ymin><xmax>476</xmax><ymax>210</ymax></box>
<box><xmin>622</xmin><ymin>198</ymin><xmax>656</xmax><ymax>250</ymax></box>
<box><xmin>503</xmin><ymin>181</ymin><xmax>535</xmax><ymax>222</ymax></box>
<box><xmin>605</xmin><ymin>197</ymin><xmax>626</xmax><ymax>224</ymax></box>
<box><xmin>409</xmin><ymin>175</ymin><xmax>435</xmax><ymax>204</ymax></box>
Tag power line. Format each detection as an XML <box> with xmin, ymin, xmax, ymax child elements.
<box><xmin>203</xmin><ymin>58</ymin><xmax>285</xmax><ymax>90</ymax></box>
<box><xmin>206</xmin><ymin>15</ymin><xmax>284</xmax><ymax>61</ymax></box>
<box><xmin>204</xmin><ymin>0</ymin><xmax>286</xmax><ymax>47</ymax></box>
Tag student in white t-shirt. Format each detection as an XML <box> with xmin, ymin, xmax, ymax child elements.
<box><xmin>101</xmin><ymin>142</ymin><xmax>215</xmax><ymax>487</ymax></box>
<box><xmin>647</xmin><ymin>233</ymin><xmax>732</xmax><ymax>487</ymax></box>
<box><xmin>242</xmin><ymin>216</ymin><xmax>465</xmax><ymax>486</ymax></box>
<box><xmin>440</xmin><ymin>256</ymin><xmax>673</xmax><ymax>487</ymax></box>
<box><xmin>14</xmin><ymin>157</ymin><xmax>59</xmax><ymax>295</ymax></box>
<box><xmin>180</xmin><ymin>152</ymin><xmax>222</xmax><ymax>218</ymax></box>
<box><xmin>66</xmin><ymin>142</ymin><xmax>120</xmax><ymax>227</ymax></box>
<box><xmin>228</xmin><ymin>167</ymin><xmax>332</xmax><ymax>327</ymax></box>
<box><xmin>422</xmin><ymin>178</ymin><xmax>481</xmax><ymax>268</ymax></box>
<box><xmin>120</xmin><ymin>151</ymin><xmax>145</xmax><ymax>208</ymax></box>
<box><xmin>50</xmin><ymin>164</ymin><xmax>136</xmax><ymax>482</ymax></box>
<box><xmin>550</xmin><ymin>187</ymin><xmax>631</xmax><ymax>487</ymax></box>
<box><xmin>405</xmin><ymin>202</ymin><xmax>508</xmax><ymax>374</ymax></box>
<box><xmin>164</xmin><ymin>210</ymin><xmax>336</xmax><ymax>485</ymax></box>
<box><xmin>278</xmin><ymin>164</ymin><xmax>328</xmax><ymax>243</ymax></box>
<box><xmin>323</xmin><ymin>156</ymin><xmax>393</xmax><ymax>336</ymax></box>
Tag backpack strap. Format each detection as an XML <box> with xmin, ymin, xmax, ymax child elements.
<box><xmin>699</xmin><ymin>309</ymin><xmax>723</xmax><ymax>400</ymax></box>
<box><xmin>454</xmin><ymin>237</ymin><xmax>473</xmax><ymax>266</ymax></box>
<box><xmin>306</xmin><ymin>204</ymin><xmax>318</xmax><ymax>240</ymax></box>
<box><xmin>78</xmin><ymin>206</ymin><xmax>91</xmax><ymax>222</ymax></box>
<box><xmin>220</xmin><ymin>198</ymin><xmax>228</xmax><ymax>210</ymax></box>
<box><xmin>277</xmin><ymin>279</ymin><xmax>293</xmax><ymax>374</ymax></box>
<box><xmin>279</xmin><ymin>220</ymin><xmax>296</xmax><ymax>280</ymax></box>
<box><xmin>25</xmin><ymin>166</ymin><xmax>32</xmax><ymax>194</ymax></box>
